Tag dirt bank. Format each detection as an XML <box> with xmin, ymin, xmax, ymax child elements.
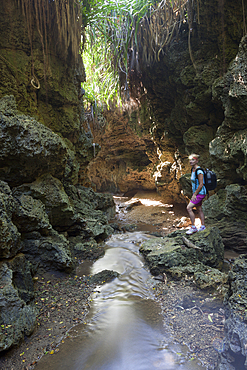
<box><xmin>0</xmin><ymin>271</ymin><xmax>95</xmax><ymax>370</ymax></box>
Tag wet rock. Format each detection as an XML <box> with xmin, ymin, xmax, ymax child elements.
<box><xmin>88</xmin><ymin>269</ymin><xmax>119</xmax><ymax>285</ymax></box>
<box><xmin>84</xmin><ymin>219</ymin><xmax>110</xmax><ymax>238</ymax></box>
<box><xmin>109</xmin><ymin>223</ymin><xmax>122</xmax><ymax>232</ymax></box>
<box><xmin>75</xmin><ymin>185</ymin><xmax>116</xmax><ymax>219</ymax></box>
<box><xmin>181</xmin><ymin>294</ymin><xmax>194</xmax><ymax>309</ymax></box>
<box><xmin>0</xmin><ymin>181</ymin><xmax>21</xmax><ymax>259</ymax></box>
<box><xmin>0</xmin><ymin>261</ymin><xmax>37</xmax><ymax>352</ymax></box>
<box><xmin>0</xmin><ymin>95</ymin><xmax>79</xmax><ymax>187</ymax></box>
<box><xmin>64</xmin><ymin>184</ymin><xmax>115</xmax><ymax>238</ymax></box>
<box><xmin>150</xmin><ymin>231</ymin><xmax>163</xmax><ymax>237</ymax></box>
<box><xmin>216</xmin><ymin>254</ymin><xmax>247</xmax><ymax>370</ymax></box>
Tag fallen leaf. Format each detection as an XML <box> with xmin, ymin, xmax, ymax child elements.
<box><xmin>208</xmin><ymin>314</ymin><xmax>213</xmax><ymax>322</ymax></box>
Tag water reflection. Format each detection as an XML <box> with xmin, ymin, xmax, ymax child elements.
<box><xmin>35</xmin><ymin>232</ymin><xmax>206</xmax><ymax>370</ymax></box>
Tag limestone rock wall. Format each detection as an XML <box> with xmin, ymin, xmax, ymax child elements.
<box><xmin>216</xmin><ymin>255</ymin><xmax>247</xmax><ymax>370</ymax></box>
<box><xmin>210</xmin><ymin>34</ymin><xmax>247</xmax><ymax>187</ymax></box>
<box><xmin>88</xmin><ymin>110</ymin><xmax>158</xmax><ymax>194</ymax></box>
<box><xmin>0</xmin><ymin>96</ymin><xmax>115</xmax><ymax>352</ymax></box>
<box><xmin>0</xmin><ymin>0</ymin><xmax>94</xmax><ymax>186</ymax></box>
<box><xmin>140</xmin><ymin>0</ymin><xmax>247</xmax><ymax>191</ymax></box>
<box><xmin>88</xmin><ymin>0</ymin><xmax>247</xmax><ymax>203</ymax></box>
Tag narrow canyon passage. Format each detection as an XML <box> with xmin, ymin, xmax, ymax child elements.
<box><xmin>34</xmin><ymin>231</ymin><xmax>206</xmax><ymax>370</ymax></box>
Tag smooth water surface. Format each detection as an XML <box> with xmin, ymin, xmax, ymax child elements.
<box><xmin>35</xmin><ymin>232</ymin><xmax>206</xmax><ymax>370</ymax></box>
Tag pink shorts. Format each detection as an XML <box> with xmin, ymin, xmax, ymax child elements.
<box><xmin>190</xmin><ymin>194</ymin><xmax>206</xmax><ymax>207</ymax></box>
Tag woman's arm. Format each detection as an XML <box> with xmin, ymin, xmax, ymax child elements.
<box><xmin>194</xmin><ymin>173</ymin><xmax>204</xmax><ymax>196</ymax></box>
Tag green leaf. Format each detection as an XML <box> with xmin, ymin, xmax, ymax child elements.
<box><xmin>208</xmin><ymin>314</ymin><xmax>213</xmax><ymax>322</ymax></box>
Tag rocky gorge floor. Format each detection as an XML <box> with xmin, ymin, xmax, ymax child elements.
<box><xmin>0</xmin><ymin>191</ymin><xmax>230</xmax><ymax>370</ymax></box>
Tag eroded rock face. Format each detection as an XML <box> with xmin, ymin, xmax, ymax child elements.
<box><xmin>139</xmin><ymin>227</ymin><xmax>227</xmax><ymax>290</ymax></box>
<box><xmin>0</xmin><ymin>96</ymin><xmax>79</xmax><ymax>186</ymax></box>
<box><xmin>216</xmin><ymin>255</ymin><xmax>247</xmax><ymax>370</ymax></box>
<box><xmin>21</xmin><ymin>230</ymin><xmax>73</xmax><ymax>272</ymax></box>
<box><xmin>0</xmin><ymin>173</ymin><xmax>115</xmax><ymax>351</ymax></box>
<box><xmin>87</xmin><ymin>111</ymin><xmax>158</xmax><ymax>194</ymax></box>
<box><xmin>210</xmin><ymin>34</ymin><xmax>247</xmax><ymax>188</ymax></box>
<box><xmin>0</xmin><ymin>1</ymin><xmax>95</xmax><ymax>186</ymax></box>
<box><xmin>0</xmin><ymin>258</ymin><xmax>37</xmax><ymax>352</ymax></box>
<box><xmin>0</xmin><ymin>181</ymin><xmax>21</xmax><ymax>259</ymax></box>
<box><xmin>87</xmin><ymin>2</ymin><xmax>246</xmax><ymax>207</ymax></box>
<box><xmin>13</xmin><ymin>174</ymin><xmax>75</xmax><ymax>230</ymax></box>
<box><xmin>10</xmin><ymin>175</ymin><xmax>115</xmax><ymax>271</ymax></box>
<box><xmin>0</xmin><ymin>97</ymin><xmax>116</xmax><ymax>352</ymax></box>
<box><xmin>202</xmin><ymin>184</ymin><xmax>247</xmax><ymax>252</ymax></box>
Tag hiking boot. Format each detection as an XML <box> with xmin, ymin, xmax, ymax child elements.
<box><xmin>186</xmin><ymin>226</ymin><xmax>198</xmax><ymax>235</ymax></box>
<box><xmin>198</xmin><ymin>225</ymin><xmax>206</xmax><ymax>231</ymax></box>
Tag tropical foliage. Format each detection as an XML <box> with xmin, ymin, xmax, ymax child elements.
<box><xmin>17</xmin><ymin>0</ymin><xmax>247</xmax><ymax>110</ymax></box>
<box><xmin>82</xmin><ymin>0</ymin><xmax>196</xmax><ymax>109</ymax></box>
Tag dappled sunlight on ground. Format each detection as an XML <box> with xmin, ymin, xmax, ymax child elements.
<box><xmin>113</xmin><ymin>191</ymin><xmax>189</xmax><ymax>235</ymax></box>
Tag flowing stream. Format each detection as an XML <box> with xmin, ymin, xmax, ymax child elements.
<box><xmin>35</xmin><ymin>231</ymin><xmax>206</xmax><ymax>370</ymax></box>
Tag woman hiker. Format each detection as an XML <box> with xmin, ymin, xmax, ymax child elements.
<box><xmin>186</xmin><ymin>154</ymin><xmax>206</xmax><ymax>235</ymax></box>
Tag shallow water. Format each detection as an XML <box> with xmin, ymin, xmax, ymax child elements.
<box><xmin>35</xmin><ymin>232</ymin><xmax>206</xmax><ymax>370</ymax></box>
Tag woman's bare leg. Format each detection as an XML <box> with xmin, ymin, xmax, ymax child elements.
<box><xmin>187</xmin><ymin>202</ymin><xmax>196</xmax><ymax>225</ymax></box>
<box><xmin>197</xmin><ymin>206</ymin><xmax>205</xmax><ymax>226</ymax></box>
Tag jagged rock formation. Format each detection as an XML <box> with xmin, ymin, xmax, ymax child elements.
<box><xmin>88</xmin><ymin>111</ymin><xmax>158</xmax><ymax>193</ymax></box>
<box><xmin>0</xmin><ymin>96</ymin><xmax>115</xmax><ymax>351</ymax></box>
<box><xmin>202</xmin><ymin>184</ymin><xmax>247</xmax><ymax>252</ymax></box>
<box><xmin>0</xmin><ymin>0</ymin><xmax>94</xmax><ymax>186</ymax></box>
<box><xmin>0</xmin><ymin>95</ymin><xmax>79</xmax><ymax>186</ymax></box>
<box><xmin>139</xmin><ymin>227</ymin><xmax>228</xmax><ymax>291</ymax></box>
<box><xmin>88</xmin><ymin>0</ymin><xmax>247</xmax><ymax>203</ymax></box>
<box><xmin>216</xmin><ymin>255</ymin><xmax>247</xmax><ymax>370</ymax></box>
<box><xmin>210</xmin><ymin>34</ymin><xmax>247</xmax><ymax>187</ymax></box>
<box><xmin>86</xmin><ymin>4</ymin><xmax>247</xmax><ymax>368</ymax></box>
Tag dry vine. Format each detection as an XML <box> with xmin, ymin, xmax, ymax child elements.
<box><xmin>17</xmin><ymin>0</ymin><xmax>83</xmax><ymax>90</ymax></box>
